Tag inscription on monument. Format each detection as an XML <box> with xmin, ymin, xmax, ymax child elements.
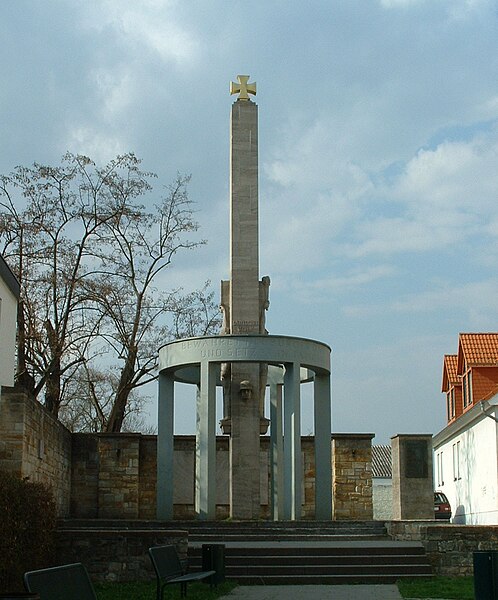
<box><xmin>404</xmin><ymin>440</ymin><xmax>428</xmax><ymax>479</ymax></box>
<box><xmin>233</xmin><ymin>320</ymin><xmax>259</xmax><ymax>333</ymax></box>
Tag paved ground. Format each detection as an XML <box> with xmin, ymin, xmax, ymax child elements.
<box><xmin>218</xmin><ymin>584</ymin><xmax>405</xmax><ymax>599</ymax></box>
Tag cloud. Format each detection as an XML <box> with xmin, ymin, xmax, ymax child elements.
<box><xmin>279</xmin><ymin>265</ymin><xmax>396</xmax><ymax>305</ymax></box>
<box><xmin>380</xmin><ymin>0</ymin><xmax>492</xmax><ymax>13</ymax></box>
<box><xmin>344</xmin><ymin>279</ymin><xmax>498</xmax><ymax>324</ymax></box>
<box><xmin>380</xmin><ymin>0</ymin><xmax>428</xmax><ymax>7</ymax></box>
<box><xmin>89</xmin><ymin>67</ymin><xmax>136</xmax><ymax>121</ymax></box>
<box><xmin>264</xmin><ymin>116</ymin><xmax>498</xmax><ymax>272</ymax></box>
<box><xmin>260</xmin><ymin>188</ymin><xmax>364</xmax><ymax>276</ymax></box>
<box><xmin>82</xmin><ymin>0</ymin><xmax>201</xmax><ymax>66</ymax></box>
<box><xmin>392</xmin><ymin>132</ymin><xmax>498</xmax><ymax>215</ymax></box>
<box><xmin>332</xmin><ymin>332</ymin><xmax>449</xmax><ymax>440</ymax></box>
<box><xmin>65</xmin><ymin>127</ymin><xmax>129</xmax><ymax>166</ymax></box>
<box><xmin>391</xmin><ymin>279</ymin><xmax>498</xmax><ymax>316</ymax></box>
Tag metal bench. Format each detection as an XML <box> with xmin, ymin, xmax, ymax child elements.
<box><xmin>24</xmin><ymin>562</ymin><xmax>97</xmax><ymax>600</ymax></box>
<box><xmin>149</xmin><ymin>544</ymin><xmax>216</xmax><ymax>599</ymax></box>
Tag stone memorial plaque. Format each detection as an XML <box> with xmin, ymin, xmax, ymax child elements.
<box><xmin>404</xmin><ymin>440</ymin><xmax>428</xmax><ymax>478</ymax></box>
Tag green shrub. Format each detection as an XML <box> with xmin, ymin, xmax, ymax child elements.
<box><xmin>0</xmin><ymin>471</ymin><xmax>57</xmax><ymax>592</ymax></box>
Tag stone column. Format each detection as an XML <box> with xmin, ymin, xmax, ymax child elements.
<box><xmin>230</xmin><ymin>100</ymin><xmax>260</xmax><ymax>331</ymax></box>
<box><xmin>157</xmin><ymin>372</ymin><xmax>174</xmax><ymax>519</ymax></box>
<box><xmin>195</xmin><ymin>361</ymin><xmax>217</xmax><ymax>519</ymax></box>
<box><xmin>228</xmin><ymin>98</ymin><xmax>262</xmax><ymax>519</ymax></box>
<box><xmin>332</xmin><ymin>433</ymin><xmax>374</xmax><ymax>520</ymax></box>
<box><xmin>391</xmin><ymin>434</ymin><xmax>434</xmax><ymax>520</ymax></box>
<box><xmin>270</xmin><ymin>381</ymin><xmax>284</xmax><ymax>520</ymax></box>
<box><xmin>314</xmin><ymin>373</ymin><xmax>332</xmax><ymax>519</ymax></box>
<box><xmin>283</xmin><ymin>362</ymin><xmax>302</xmax><ymax>520</ymax></box>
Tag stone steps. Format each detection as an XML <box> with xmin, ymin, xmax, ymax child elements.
<box><xmin>56</xmin><ymin>519</ymin><xmax>433</xmax><ymax>584</ymax></box>
<box><xmin>57</xmin><ymin>519</ymin><xmax>387</xmax><ymax>537</ymax></box>
<box><xmin>181</xmin><ymin>521</ymin><xmax>432</xmax><ymax>584</ymax></box>
<box><xmin>188</xmin><ymin>543</ymin><xmax>432</xmax><ymax>584</ymax></box>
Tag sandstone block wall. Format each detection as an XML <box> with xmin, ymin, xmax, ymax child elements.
<box><xmin>1</xmin><ymin>391</ymin><xmax>375</xmax><ymax>520</ymax></box>
<box><xmin>387</xmin><ymin>521</ymin><xmax>498</xmax><ymax>576</ymax></box>
<box><xmin>68</xmin><ymin>433</ymin><xmax>324</xmax><ymax>520</ymax></box>
<box><xmin>56</xmin><ymin>528</ymin><xmax>188</xmax><ymax>582</ymax></box>
<box><xmin>0</xmin><ymin>387</ymin><xmax>71</xmax><ymax>516</ymax></box>
<box><xmin>302</xmin><ymin>436</ymin><xmax>317</xmax><ymax>519</ymax></box>
<box><xmin>332</xmin><ymin>433</ymin><xmax>374</xmax><ymax>520</ymax></box>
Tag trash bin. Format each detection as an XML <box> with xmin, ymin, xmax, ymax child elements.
<box><xmin>202</xmin><ymin>543</ymin><xmax>225</xmax><ymax>584</ymax></box>
<box><xmin>473</xmin><ymin>551</ymin><xmax>498</xmax><ymax>600</ymax></box>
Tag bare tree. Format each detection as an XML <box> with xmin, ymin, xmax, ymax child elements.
<box><xmin>0</xmin><ymin>153</ymin><xmax>220</xmax><ymax>430</ymax></box>
<box><xmin>0</xmin><ymin>153</ymin><xmax>132</xmax><ymax>414</ymax></box>
<box><xmin>58</xmin><ymin>363</ymin><xmax>154</xmax><ymax>433</ymax></box>
<box><xmin>90</xmin><ymin>174</ymin><xmax>220</xmax><ymax>432</ymax></box>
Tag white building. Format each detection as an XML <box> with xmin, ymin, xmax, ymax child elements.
<box><xmin>434</xmin><ymin>333</ymin><xmax>498</xmax><ymax>525</ymax></box>
<box><xmin>433</xmin><ymin>395</ymin><xmax>498</xmax><ymax>524</ymax></box>
<box><xmin>0</xmin><ymin>254</ymin><xmax>19</xmax><ymax>389</ymax></box>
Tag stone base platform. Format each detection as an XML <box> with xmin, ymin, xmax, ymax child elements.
<box><xmin>56</xmin><ymin>519</ymin><xmax>431</xmax><ymax>584</ymax></box>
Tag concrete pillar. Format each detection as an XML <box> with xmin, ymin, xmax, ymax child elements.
<box><xmin>157</xmin><ymin>371</ymin><xmax>174</xmax><ymax>519</ymax></box>
<box><xmin>196</xmin><ymin>361</ymin><xmax>217</xmax><ymax>519</ymax></box>
<box><xmin>283</xmin><ymin>362</ymin><xmax>301</xmax><ymax>520</ymax></box>
<box><xmin>391</xmin><ymin>434</ymin><xmax>434</xmax><ymax>520</ymax></box>
<box><xmin>314</xmin><ymin>373</ymin><xmax>332</xmax><ymax>519</ymax></box>
<box><xmin>270</xmin><ymin>381</ymin><xmax>284</xmax><ymax>520</ymax></box>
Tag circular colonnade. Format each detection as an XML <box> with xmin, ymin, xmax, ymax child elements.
<box><xmin>156</xmin><ymin>334</ymin><xmax>332</xmax><ymax>520</ymax></box>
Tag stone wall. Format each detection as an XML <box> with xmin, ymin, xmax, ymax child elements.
<box><xmin>387</xmin><ymin>521</ymin><xmax>498</xmax><ymax>576</ymax></box>
<box><xmin>56</xmin><ymin>526</ymin><xmax>187</xmax><ymax>582</ymax></box>
<box><xmin>0</xmin><ymin>387</ymin><xmax>72</xmax><ymax>516</ymax></box>
<box><xmin>332</xmin><ymin>434</ymin><xmax>374</xmax><ymax>520</ymax></box>
<box><xmin>0</xmin><ymin>391</ymin><xmax>374</xmax><ymax>520</ymax></box>
<box><xmin>302</xmin><ymin>436</ymin><xmax>317</xmax><ymax>519</ymax></box>
<box><xmin>68</xmin><ymin>433</ymin><xmax>328</xmax><ymax>520</ymax></box>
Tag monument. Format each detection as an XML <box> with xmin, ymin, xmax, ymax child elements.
<box><xmin>156</xmin><ymin>76</ymin><xmax>332</xmax><ymax>521</ymax></box>
<box><xmin>219</xmin><ymin>75</ymin><xmax>271</xmax><ymax>518</ymax></box>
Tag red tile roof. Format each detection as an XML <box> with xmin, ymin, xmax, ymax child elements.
<box><xmin>442</xmin><ymin>354</ymin><xmax>459</xmax><ymax>392</ymax></box>
<box><xmin>457</xmin><ymin>333</ymin><xmax>498</xmax><ymax>373</ymax></box>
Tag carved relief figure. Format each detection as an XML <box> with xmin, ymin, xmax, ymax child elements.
<box><xmin>259</xmin><ymin>275</ymin><xmax>270</xmax><ymax>334</ymax></box>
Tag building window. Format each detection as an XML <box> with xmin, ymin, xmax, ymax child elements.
<box><xmin>451</xmin><ymin>388</ymin><xmax>455</xmax><ymax>418</ymax></box>
<box><xmin>446</xmin><ymin>392</ymin><xmax>451</xmax><ymax>421</ymax></box>
<box><xmin>462</xmin><ymin>365</ymin><xmax>473</xmax><ymax>409</ymax></box>
<box><xmin>452</xmin><ymin>443</ymin><xmax>457</xmax><ymax>480</ymax></box>
<box><xmin>453</xmin><ymin>441</ymin><xmax>461</xmax><ymax>481</ymax></box>
<box><xmin>436</xmin><ymin>451</ymin><xmax>444</xmax><ymax>486</ymax></box>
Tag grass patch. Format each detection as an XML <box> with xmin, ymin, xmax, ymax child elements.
<box><xmin>397</xmin><ymin>576</ymin><xmax>474</xmax><ymax>599</ymax></box>
<box><xmin>95</xmin><ymin>579</ymin><xmax>237</xmax><ymax>600</ymax></box>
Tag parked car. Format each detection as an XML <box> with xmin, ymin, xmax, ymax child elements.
<box><xmin>434</xmin><ymin>491</ymin><xmax>452</xmax><ymax>520</ymax></box>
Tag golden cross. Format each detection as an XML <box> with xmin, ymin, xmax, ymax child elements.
<box><xmin>230</xmin><ymin>75</ymin><xmax>256</xmax><ymax>101</ymax></box>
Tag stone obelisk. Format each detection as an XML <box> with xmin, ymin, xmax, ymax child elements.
<box><xmin>220</xmin><ymin>75</ymin><xmax>269</xmax><ymax>519</ymax></box>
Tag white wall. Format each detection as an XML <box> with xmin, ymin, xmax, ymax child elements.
<box><xmin>373</xmin><ymin>477</ymin><xmax>393</xmax><ymax>520</ymax></box>
<box><xmin>0</xmin><ymin>277</ymin><xmax>17</xmax><ymax>387</ymax></box>
<box><xmin>434</xmin><ymin>408</ymin><xmax>498</xmax><ymax>525</ymax></box>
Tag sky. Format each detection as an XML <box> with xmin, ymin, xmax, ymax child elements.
<box><xmin>2</xmin><ymin>0</ymin><xmax>498</xmax><ymax>444</ymax></box>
